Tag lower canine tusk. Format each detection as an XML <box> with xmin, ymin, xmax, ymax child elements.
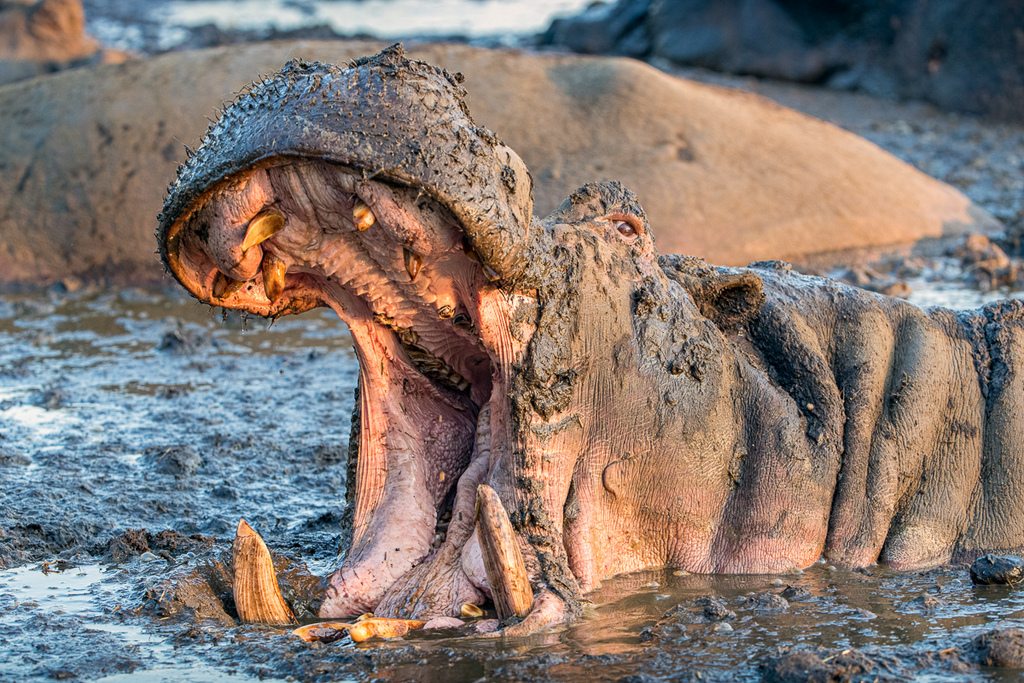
<box><xmin>475</xmin><ymin>485</ymin><xmax>534</xmax><ymax>621</ymax></box>
<box><xmin>262</xmin><ymin>252</ymin><xmax>287</xmax><ymax>302</ymax></box>
<box><xmin>232</xmin><ymin>519</ymin><xmax>296</xmax><ymax>625</ymax></box>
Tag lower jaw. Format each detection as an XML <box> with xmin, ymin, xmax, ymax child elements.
<box><xmin>319</xmin><ymin>404</ymin><xmax>494</xmax><ymax>620</ymax></box>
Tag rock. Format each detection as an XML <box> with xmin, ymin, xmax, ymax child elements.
<box><xmin>970</xmin><ymin>554</ymin><xmax>1024</xmax><ymax>586</ymax></box>
<box><xmin>0</xmin><ymin>40</ymin><xmax>994</xmax><ymax>286</ymax></box>
<box><xmin>780</xmin><ymin>585</ymin><xmax>812</xmax><ymax>601</ymax></box>
<box><xmin>950</xmin><ymin>234</ymin><xmax>1019</xmax><ymax>291</ymax></box>
<box><xmin>907</xmin><ymin>592</ymin><xmax>943</xmax><ymax>610</ymax></box>
<box><xmin>543</xmin><ymin>0</ymin><xmax>1024</xmax><ymax>125</ymax></box>
<box><xmin>151</xmin><ymin>565</ymin><xmax>236</xmax><ymax>626</ymax></box>
<box><xmin>761</xmin><ymin>649</ymin><xmax>877</xmax><ymax>683</ymax></box>
<box><xmin>36</xmin><ymin>386</ymin><xmax>67</xmax><ymax>409</ymax></box>
<box><xmin>695</xmin><ymin>595</ymin><xmax>736</xmax><ymax>621</ymax></box>
<box><xmin>157</xmin><ymin>327</ymin><xmax>212</xmax><ymax>355</ymax></box>
<box><xmin>0</xmin><ymin>0</ymin><xmax>127</xmax><ymax>86</ymax></box>
<box><xmin>971</xmin><ymin>628</ymin><xmax>1024</xmax><ymax>667</ymax></box>
<box><xmin>143</xmin><ymin>445</ymin><xmax>202</xmax><ymax>477</ymax></box>
<box><xmin>953</xmin><ymin>233</ymin><xmax>1011</xmax><ymax>269</ymax></box>
<box><xmin>838</xmin><ymin>265</ymin><xmax>912</xmax><ymax>299</ymax></box>
<box><xmin>746</xmin><ymin>592</ymin><xmax>790</xmax><ymax>611</ymax></box>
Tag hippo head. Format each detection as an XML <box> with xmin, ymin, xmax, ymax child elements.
<box><xmin>157</xmin><ymin>46</ymin><xmax>688</xmax><ymax>627</ymax></box>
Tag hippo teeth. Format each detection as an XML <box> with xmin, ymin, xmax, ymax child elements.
<box><xmin>232</xmin><ymin>519</ymin><xmax>296</xmax><ymax>625</ymax></box>
<box><xmin>241</xmin><ymin>209</ymin><xmax>286</xmax><ymax>253</ymax></box>
<box><xmin>404</xmin><ymin>248</ymin><xmax>422</xmax><ymax>281</ymax></box>
<box><xmin>403</xmin><ymin>343</ymin><xmax>470</xmax><ymax>393</ymax></box>
<box><xmin>475</xmin><ymin>485</ymin><xmax>535</xmax><ymax>621</ymax></box>
<box><xmin>262</xmin><ymin>251</ymin><xmax>287</xmax><ymax>302</ymax></box>
<box><xmin>353</xmin><ymin>199</ymin><xmax>376</xmax><ymax>231</ymax></box>
<box><xmin>213</xmin><ymin>271</ymin><xmax>247</xmax><ymax>299</ymax></box>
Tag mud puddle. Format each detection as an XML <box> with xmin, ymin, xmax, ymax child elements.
<box><xmin>2</xmin><ymin>285</ymin><xmax>1024</xmax><ymax>681</ymax></box>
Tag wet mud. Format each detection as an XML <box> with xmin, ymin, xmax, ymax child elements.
<box><xmin>2</xmin><ymin>286</ymin><xmax>1024</xmax><ymax>681</ymax></box>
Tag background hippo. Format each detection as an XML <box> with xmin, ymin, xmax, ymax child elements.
<box><xmin>157</xmin><ymin>45</ymin><xmax>1024</xmax><ymax>632</ymax></box>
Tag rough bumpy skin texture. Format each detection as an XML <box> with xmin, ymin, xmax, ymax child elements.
<box><xmin>157</xmin><ymin>46</ymin><xmax>1024</xmax><ymax>632</ymax></box>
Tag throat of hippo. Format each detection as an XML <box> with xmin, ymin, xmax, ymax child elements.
<box><xmin>320</xmin><ymin>284</ymin><xmax>533</xmax><ymax>617</ymax></box>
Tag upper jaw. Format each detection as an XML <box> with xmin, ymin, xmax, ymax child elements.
<box><xmin>157</xmin><ymin>45</ymin><xmax>536</xmax><ymax>294</ymax></box>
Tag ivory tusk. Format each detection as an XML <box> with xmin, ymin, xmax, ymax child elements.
<box><xmin>241</xmin><ymin>209</ymin><xmax>285</xmax><ymax>253</ymax></box>
<box><xmin>231</xmin><ymin>519</ymin><xmax>296</xmax><ymax>625</ymax></box>
<box><xmin>475</xmin><ymin>485</ymin><xmax>534</xmax><ymax>621</ymax></box>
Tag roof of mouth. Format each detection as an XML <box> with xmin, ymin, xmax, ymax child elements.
<box><xmin>158</xmin><ymin>44</ymin><xmax>535</xmax><ymax>280</ymax></box>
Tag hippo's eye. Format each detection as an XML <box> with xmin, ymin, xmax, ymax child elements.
<box><xmin>603</xmin><ymin>213</ymin><xmax>644</xmax><ymax>242</ymax></box>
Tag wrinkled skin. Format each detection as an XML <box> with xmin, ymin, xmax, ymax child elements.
<box><xmin>157</xmin><ymin>45</ymin><xmax>1024</xmax><ymax>632</ymax></box>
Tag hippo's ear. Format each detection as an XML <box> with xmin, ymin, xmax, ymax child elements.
<box><xmin>662</xmin><ymin>256</ymin><xmax>765</xmax><ymax>330</ymax></box>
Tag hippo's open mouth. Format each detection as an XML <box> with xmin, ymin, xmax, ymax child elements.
<box><xmin>163</xmin><ymin>157</ymin><xmax>527</xmax><ymax>618</ymax></box>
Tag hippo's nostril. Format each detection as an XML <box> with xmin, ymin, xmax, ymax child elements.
<box><xmin>353</xmin><ymin>199</ymin><xmax>376</xmax><ymax>231</ymax></box>
<box><xmin>241</xmin><ymin>209</ymin><xmax>286</xmax><ymax>254</ymax></box>
<box><xmin>262</xmin><ymin>251</ymin><xmax>288</xmax><ymax>301</ymax></box>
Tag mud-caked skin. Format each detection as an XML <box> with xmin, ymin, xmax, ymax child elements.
<box><xmin>157</xmin><ymin>45</ymin><xmax>1024</xmax><ymax>633</ymax></box>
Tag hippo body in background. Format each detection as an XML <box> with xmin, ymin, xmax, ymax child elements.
<box><xmin>157</xmin><ymin>46</ymin><xmax>1024</xmax><ymax>632</ymax></box>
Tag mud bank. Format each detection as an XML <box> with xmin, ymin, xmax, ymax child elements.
<box><xmin>2</xmin><ymin>286</ymin><xmax>1024</xmax><ymax>681</ymax></box>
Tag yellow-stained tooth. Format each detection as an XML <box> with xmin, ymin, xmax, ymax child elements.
<box><xmin>353</xmin><ymin>199</ymin><xmax>375</xmax><ymax>231</ymax></box>
<box><xmin>482</xmin><ymin>264</ymin><xmax>501</xmax><ymax>282</ymax></box>
<box><xmin>461</xmin><ymin>603</ymin><xmax>484</xmax><ymax>618</ymax></box>
<box><xmin>232</xmin><ymin>519</ymin><xmax>296</xmax><ymax>625</ymax></box>
<box><xmin>293</xmin><ymin>617</ymin><xmax>425</xmax><ymax>643</ymax></box>
<box><xmin>213</xmin><ymin>272</ymin><xmax>247</xmax><ymax>299</ymax></box>
<box><xmin>262</xmin><ymin>252</ymin><xmax>288</xmax><ymax>302</ymax></box>
<box><xmin>241</xmin><ymin>209</ymin><xmax>286</xmax><ymax>253</ymax></box>
<box><xmin>404</xmin><ymin>248</ymin><xmax>422</xmax><ymax>281</ymax></box>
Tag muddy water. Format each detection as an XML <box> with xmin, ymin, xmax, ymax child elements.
<box><xmin>1</xmin><ymin>286</ymin><xmax>1023</xmax><ymax>681</ymax></box>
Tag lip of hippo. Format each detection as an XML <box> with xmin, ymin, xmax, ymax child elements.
<box><xmin>157</xmin><ymin>45</ymin><xmax>563</xmax><ymax>623</ymax></box>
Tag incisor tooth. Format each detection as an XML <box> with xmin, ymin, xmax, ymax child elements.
<box><xmin>262</xmin><ymin>252</ymin><xmax>287</xmax><ymax>302</ymax></box>
<box><xmin>461</xmin><ymin>603</ymin><xmax>484</xmax><ymax>618</ymax></box>
<box><xmin>404</xmin><ymin>248</ymin><xmax>422</xmax><ymax>281</ymax></box>
<box><xmin>213</xmin><ymin>271</ymin><xmax>246</xmax><ymax>299</ymax></box>
<box><xmin>353</xmin><ymin>199</ymin><xmax>375</xmax><ymax>231</ymax></box>
<box><xmin>241</xmin><ymin>209</ymin><xmax>285</xmax><ymax>253</ymax></box>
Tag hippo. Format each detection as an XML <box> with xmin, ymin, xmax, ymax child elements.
<box><xmin>157</xmin><ymin>45</ymin><xmax>1024</xmax><ymax>633</ymax></box>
